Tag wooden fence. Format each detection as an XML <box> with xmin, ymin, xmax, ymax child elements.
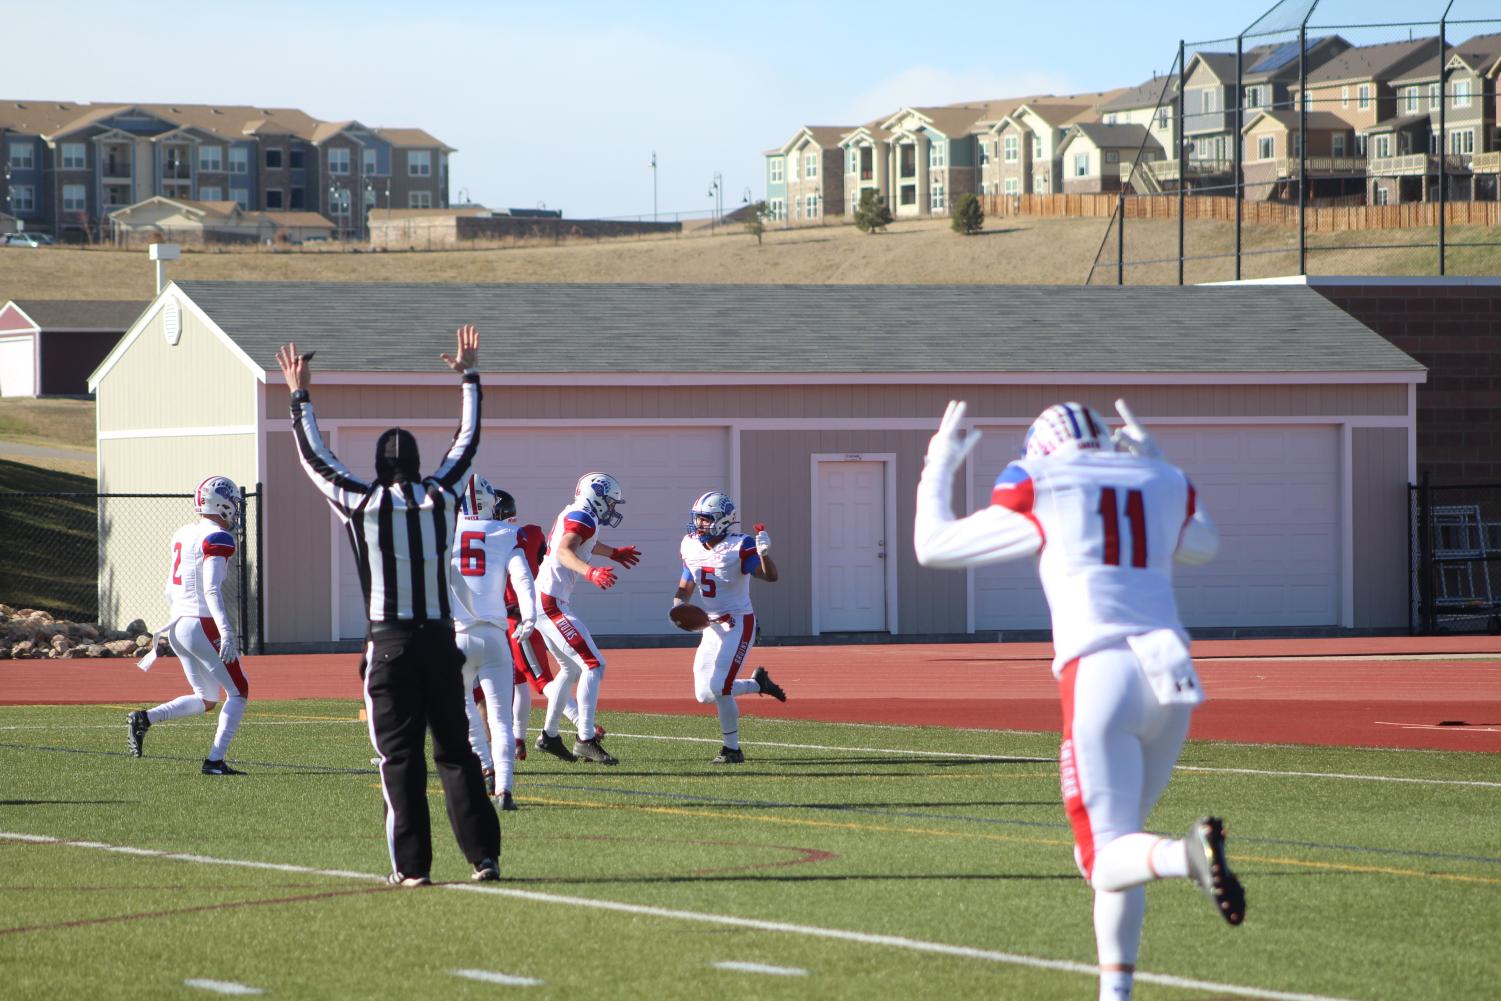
<box><xmin>983</xmin><ymin>193</ymin><xmax>1501</xmax><ymax>231</ymax></box>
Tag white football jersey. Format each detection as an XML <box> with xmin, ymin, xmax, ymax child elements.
<box><xmin>166</xmin><ymin>518</ymin><xmax>236</xmax><ymax>621</ymax></box>
<box><xmin>535</xmin><ymin>503</ymin><xmax>601</xmax><ymax>602</ymax></box>
<box><xmin>990</xmin><ymin>451</ymin><xmax>1199</xmax><ymax>672</ymax></box>
<box><xmin>679</xmin><ymin>532</ymin><xmax>760</xmax><ymax>616</ymax></box>
<box><xmin>450</xmin><ymin>517</ymin><xmax>528</xmax><ymax>628</ymax></box>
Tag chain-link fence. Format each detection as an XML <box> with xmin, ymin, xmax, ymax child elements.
<box><xmin>1087</xmin><ymin>0</ymin><xmax>1501</xmax><ymax>284</ymax></box>
<box><xmin>0</xmin><ymin>487</ymin><xmax>263</xmax><ymax>650</ymax></box>
<box><xmin>1410</xmin><ymin>478</ymin><xmax>1501</xmax><ymax>634</ymax></box>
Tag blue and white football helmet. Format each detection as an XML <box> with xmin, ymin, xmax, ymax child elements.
<box><xmin>689</xmin><ymin>491</ymin><xmax>737</xmax><ymax>542</ymax></box>
<box><xmin>194</xmin><ymin>475</ymin><xmax>240</xmax><ymax>528</ymax></box>
<box><xmin>1023</xmin><ymin>402</ymin><xmax>1112</xmax><ymax>459</ymax></box>
<box><xmin>576</xmin><ymin>472</ymin><xmax>624</xmax><ymax>528</ymax></box>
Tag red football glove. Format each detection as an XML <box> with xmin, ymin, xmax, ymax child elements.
<box><xmin>608</xmin><ymin>545</ymin><xmax>641</xmax><ymax>569</ymax></box>
<box><xmin>587</xmin><ymin>566</ymin><xmax>617</xmax><ymax>590</ymax></box>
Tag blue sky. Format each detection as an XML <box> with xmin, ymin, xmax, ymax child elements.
<box><xmin>13</xmin><ymin>1</ymin><xmax>1500</xmax><ymax>218</ymax></box>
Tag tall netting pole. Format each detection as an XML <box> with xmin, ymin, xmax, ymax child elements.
<box><xmin>1299</xmin><ymin>23</ymin><xmax>1308</xmax><ymax>275</ymax></box>
<box><xmin>1438</xmin><ymin>9</ymin><xmax>1449</xmax><ymax>276</ymax></box>
<box><xmin>1235</xmin><ymin>34</ymin><xmax>1244</xmax><ymax>280</ymax></box>
<box><xmin>1178</xmin><ymin>39</ymin><xmax>1187</xmax><ymax>285</ymax></box>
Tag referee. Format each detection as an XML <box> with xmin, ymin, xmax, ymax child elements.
<box><xmin>275</xmin><ymin>327</ymin><xmax>501</xmax><ymax>886</ymax></box>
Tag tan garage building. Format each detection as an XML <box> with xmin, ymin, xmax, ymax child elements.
<box><xmin>88</xmin><ymin>281</ymin><xmax>1424</xmax><ymax>647</ymax></box>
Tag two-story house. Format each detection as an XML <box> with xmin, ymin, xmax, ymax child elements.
<box><xmin>1057</xmin><ymin>123</ymin><xmax>1164</xmax><ymax>193</ymax></box>
<box><xmin>0</xmin><ymin>100</ymin><xmax>450</xmax><ymax>241</ymax></box>
<box><xmin>1480</xmin><ymin>49</ymin><xmax>1501</xmax><ymax>197</ymax></box>
<box><xmin>769</xmin><ymin>126</ymin><xmax>848</xmax><ymax>224</ymax></box>
<box><xmin>1097</xmin><ymin>75</ymin><xmax>1179</xmax><ymax>195</ymax></box>
<box><xmin>988</xmin><ymin>102</ymin><xmax>1100</xmax><ymax>196</ymax></box>
<box><xmin>1240</xmin><ymin>110</ymin><xmax>1360</xmax><ymax>201</ymax></box>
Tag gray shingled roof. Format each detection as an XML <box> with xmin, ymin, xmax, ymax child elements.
<box><xmin>9</xmin><ymin>299</ymin><xmax>148</xmax><ymax>329</ymax></box>
<box><xmin>1099</xmin><ymin>75</ymin><xmax>1179</xmax><ymax>113</ymax></box>
<box><xmin>1306</xmin><ymin>37</ymin><xmax>1436</xmax><ymax>85</ymax></box>
<box><xmin>168</xmin><ymin>281</ymin><xmax>1423</xmax><ymax>376</ymax></box>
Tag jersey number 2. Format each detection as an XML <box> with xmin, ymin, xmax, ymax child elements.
<box><xmin>171</xmin><ymin>542</ymin><xmax>183</xmax><ymax>585</ymax></box>
<box><xmin>459</xmin><ymin>532</ymin><xmax>487</xmax><ymax>576</ymax></box>
<box><xmin>698</xmin><ymin>567</ymin><xmax>717</xmax><ymax>598</ymax></box>
<box><xmin>1097</xmin><ymin>487</ymin><xmax>1148</xmax><ymax>568</ymax></box>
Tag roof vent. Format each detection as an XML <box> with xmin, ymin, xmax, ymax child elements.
<box><xmin>163</xmin><ymin>299</ymin><xmax>181</xmax><ymax>346</ymax></box>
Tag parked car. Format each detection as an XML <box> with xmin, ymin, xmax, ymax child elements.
<box><xmin>3</xmin><ymin>232</ymin><xmax>54</xmax><ymax>247</ymax></box>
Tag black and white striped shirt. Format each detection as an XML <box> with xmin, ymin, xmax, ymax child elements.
<box><xmin>289</xmin><ymin>373</ymin><xmax>481</xmax><ymax>623</ymax></box>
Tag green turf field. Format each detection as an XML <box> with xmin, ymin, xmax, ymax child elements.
<box><xmin>1</xmin><ymin>702</ymin><xmax>1496</xmax><ymax>1000</ymax></box>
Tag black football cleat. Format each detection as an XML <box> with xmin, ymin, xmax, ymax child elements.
<box><xmin>535</xmin><ymin>732</ymin><xmax>578</xmax><ymax>762</ymax></box>
<box><xmin>500</xmin><ymin>791</ymin><xmax>518</xmax><ymax>812</ymax></box>
<box><xmin>201</xmin><ymin>759</ymin><xmax>246</xmax><ymax>776</ymax></box>
<box><xmin>387</xmin><ymin>872</ymin><xmax>431</xmax><ymax>887</ymax></box>
<box><xmin>471</xmin><ymin>857</ymin><xmax>500</xmax><ymax>882</ymax></box>
<box><xmin>126</xmin><ymin>710</ymin><xmax>150</xmax><ymax>757</ymax></box>
<box><xmin>572</xmin><ymin>736</ymin><xmax>618</xmax><ymax>765</ymax></box>
<box><xmin>712</xmin><ymin>746</ymin><xmax>746</xmax><ymax>764</ymax></box>
<box><xmin>1186</xmin><ymin>816</ymin><xmax>1246</xmax><ymax>926</ymax></box>
<box><xmin>752</xmin><ymin>667</ymin><xmax>786</xmax><ymax>703</ymax></box>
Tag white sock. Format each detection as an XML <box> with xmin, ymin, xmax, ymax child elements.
<box><xmin>1094</xmin><ymin>887</ymin><xmax>1146</xmax><ymax>968</ymax></box>
<box><xmin>208</xmin><ymin>696</ymin><xmax>246</xmax><ymax>760</ymax></box>
<box><xmin>729</xmin><ymin>678</ymin><xmax>759</xmax><ymax>696</ymax></box>
<box><xmin>575</xmin><ymin>665</ymin><xmax>604</xmax><ymax>739</ymax></box>
<box><xmin>1098</xmin><ymin>969</ymin><xmax>1133</xmax><ymax>1001</ymax></box>
<box><xmin>1151</xmin><ymin>837</ymin><xmax>1189</xmax><ymax>879</ymax></box>
<box><xmin>512</xmin><ymin>684</ymin><xmax>532</xmax><ymax>745</ymax></box>
<box><xmin>541</xmin><ymin>674</ymin><xmax>570</xmax><ymax>736</ymax></box>
<box><xmin>149</xmin><ymin>694</ymin><xmax>206</xmax><ymax>724</ymax></box>
<box><xmin>715</xmin><ymin>695</ymin><xmax>741</xmax><ymax>749</ymax></box>
<box><xmin>1091</xmin><ymin>834</ymin><xmax>1173</xmax><ymax>892</ymax></box>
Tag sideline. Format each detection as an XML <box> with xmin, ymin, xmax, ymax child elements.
<box><xmin>2</xmin><ymin>831</ymin><xmax>1364</xmax><ymax>1001</ymax></box>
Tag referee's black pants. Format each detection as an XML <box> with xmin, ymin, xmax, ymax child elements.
<box><xmin>363</xmin><ymin>619</ymin><xmax>500</xmax><ymax>879</ymax></box>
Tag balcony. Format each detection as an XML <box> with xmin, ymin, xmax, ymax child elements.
<box><xmin>1368</xmin><ymin>153</ymin><xmax>1474</xmax><ymax>176</ymax></box>
<box><xmin>1269</xmin><ymin>155</ymin><xmax>1368</xmax><ymax>177</ymax></box>
<box><xmin>1474</xmin><ymin>150</ymin><xmax>1501</xmax><ymax>174</ymax></box>
<box><xmin>1141</xmin><ymin>158</ymin><xmax>1233</xmax><ymax>183</ymax></box>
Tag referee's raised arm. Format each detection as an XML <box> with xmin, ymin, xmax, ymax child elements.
<box><xmin>432</xmin><ymin>323</ymin><xmax>483</xmax><ymax>492</ymax></box>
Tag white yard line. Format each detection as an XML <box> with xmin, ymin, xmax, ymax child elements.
<box><xmin>451</xmin><ymin>969</ymin><xmax>543</xmax><ymax>986</ymax></box>
<box><xmin>5</xmin><ymin>832</ymin><xmax>1364</xmax><ymax>1001</ymax></box>
<box><xmin>713</xmin><ymin>961</ymin><xmax>807</xmax><ymax>976</ymax></box>
<box><xmin>184</xmin><ymin>980</ymin><xmax>264</xmax><ymax>996</ymax></box>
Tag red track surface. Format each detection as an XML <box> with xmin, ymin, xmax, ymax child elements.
<box><xmin>3</xmin><ymin>636</ymin><xmax>1498</xmax><ymax>751</ymax></box>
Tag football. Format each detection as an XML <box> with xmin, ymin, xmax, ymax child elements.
<box><xmin>669</xmin><ymin>604</ymin><xmax>710</xmax><ymax>631</ymax></box>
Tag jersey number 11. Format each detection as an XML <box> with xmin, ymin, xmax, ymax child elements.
<box><xmin>1097</xmin><ymin>487</ymin><xmax>1147</xmax><ymax>568</ymax></box>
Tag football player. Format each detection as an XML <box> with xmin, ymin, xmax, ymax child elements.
<box><xmin>450</xmin><ymin>475</ymin><xmax>538</xmax><ymax>811</ymax></box>
<box><xmin>127</xmin><ymin>475</ymin><xmax>250</xmax><ymax>775</ymax></box>
<box><xmin>914</xmin><ymin>400</ymin><xmax>1243</xmax><ymax>1001</ymax></box>
<box><xmin>532</xmin><ymin>472</ymin><xmax>640</xmax><ymax>765</ymax></box>
<box><xmin>672</xmin><ymin>492</ymin><xmax>785</xmax><ymax>764</ymax></box>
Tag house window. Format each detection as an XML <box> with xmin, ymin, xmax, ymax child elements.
<box><xmin>1405</xmin><ymin>87</ymin><xmax>1419</xmax><ymax>113</ymax></box>
<box><xmin>1374</xmin><ymin>134</ymin><xmax>1391</xmax><ymax>159</ymax></box>
<box><xmin>790</xmin><ymin>154</ymin><xmax>800</xmax><ymax>180</ymax></box>
<box><xmin>1341</xmin><ymin>85</ymin><xmax>1349</xmax><ymax>108</ymax></box>
<box><xmin>1454</xmin><ymin>79</ymin><xmax>1471</xmax><ymax>109</ymax></box>
<box><xmin>1073</xmin><ymin>152</ymin><xmax>1088</xmax><ymax>177</ymax></box>
<box><xmin>289</xmin><ymin>149</ymin><xmax>305</xmax><ymax>170</ymax></box>
<box><xmin>265</xmin><ymin>188</ymin><xmax>284</xmax><ymax>208</ymax></box>
<box><xmin>979</xmin><ymin>143</ymin><xmax>990</xmax><ymax>167</ymax></box>
<box><xmin>1245</xmin><ymin>86</ymin><xmax>1262</xmax><ymax>109</ymax></box>
<box><xmin>1374</xmin><ymin>185</ymin><xmax>1389</xmax><ymax>206</ymax></box>
<box><xmin>363</xmin><ymin>148</ymin><xmax>378</xmax><ymax>175</ymax></box>
<box><xmin>768</xmin><ymin>198</ymin><xmax>784</xmax><ymax>220</ymax></box>
<box><xmin>1200</xmin><ymin>87</ymin><xmax>1218</xmax><ymax>114</ymax></box>
<box><xmin>1429</xmin><ymin>82</ymin><xmax>1440</xmax><ymax>108</ymax></box>
<box><xmin>929</xmin><ymin>141</ymin><xmax>945</xmax><ymax>168</ymax></box>
<box><xmin>1032</xmin><ymin>137</ymin><xmax>1042</xmax><ymax>159</ymax></box>
<box><xmin>1157</xmin><ymin>107</ymin><xmax>1170</xmax><ymax>130</ymax></box>
<box><xmin>1292</xmin><ymin>132</ymin><xmax>1302</xmax><ymax>156</ymax></box>
<box><xmin>805</xmin><ymin>153</ymin><xmax>817</xmax><ymax>178</ymax></box>
<box><xmin>409</xmin><ymin>190</ymin><xmax>432</xmax><ymax>209</ymax></box>
<box><xmin>11</xmin><ymin>184</ymin><xmax>34</xmax><ymax>211</ymax></box>
<box><xmin>1257</xmin><ymin>135</ymin><xmax>1274</xmax><ymax>159</ymax></box>
<box><xmin>849</xmin><ymin>149</ymin><xmax>858</xmax><ymax>173</ymax></box>
<box><xmin>806</xmin><ymin>193</ymin><xmax>818</xmax><ymax>217</ymax></box>
<box><xmin>1004</xmin><ymin>135</ymin><xmax>1018</xmax><ymax>162</ymax></box>
<box><xmin>61</xmin><ymin>143</ymin><xmax>86</xmax><ymax>169</ymax></box>
<box><xmin>199</xmin><ymin>185</ymin><xmax>222</xmax><ymax>202</ymax></box>
<box><xmin>62</xmin><ymin>184</ymin><xmax>85</xmax><ymax>211</ymax></box>
<box><xmin>328</xmin><ymin>148</ymin><xmax>350</xmax><ymax>174</ymax></box>
<box><xmin>8</xmin><ymin>142</ymin><xmax>33</xmax><ymax>169</ymax></box>
<box><xmin>1356</xmin><ymin>134</ymin><xmax>1367</xmax><ymax>156</ymax></box>
<box><xmin>769</xmin><ymin>156</ymin><xmax>783</xmax><ymax>183</ymax></box>
<box><xmin>1104</xmin><ymin>150</ymin><xmax>1119</xmax><ymax>164</ymax></box>
<box><xmin>1332</xmin><ymin>134</ymin><xmax>1346</xmax><ymax>157</ymax></box>
<box><xmin>1451</xmin><ymin>129</ymin><xmax>1474</xmax><ymax>155</ymax></box>
<box><xmin>929</xmin><ymin>179</ymin><xmax>944</xmax><ymax>210</ymax></box>
<box><xmin>230</xmin><ymin>187</ymin><xmax>250</xmax><ymax>209</ymax></box>
<box><xmin>265</xmin><ymin>148</ymin><xmax>283</xmax><ymax>169</ymax></box>
<box><xmin>1358</xmin><ymin>85</ymin><xmax>1370</xmax><ymax>110</ymax></box>
<box><xmin>408</xmin><ymin>150</ymin><xmax>432</xmax><ymax>176</ymax></box>
<box><xmin>1105</xmin><ymin>113</ymin><xmax>1118</xmax><ymax>124</ymax></box>
<box><xmin>900</xmin><ymin>184</ymin><xmax>916</xmax><ymax>205</ymax></box>
<box><xmin>290</xmin><ymin>188</ymin><xmax>305</xmax><ymax>210</ymax></box>
<box><xmin>1004</xmin><ymin>177</ymin><xmax>1019</xmax><ymax>195</ymax></box>
<box><xmin>229</xmin><ymin>147</ymin><xmax>248</xmax><ymax>174</ymax></box>
<box><xmin>199</xmin><ymin>146</ymin><xmax>223</xmax><ymax>172</ymax></box>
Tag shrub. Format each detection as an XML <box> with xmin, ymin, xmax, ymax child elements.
<box><xmin>854</xmin><ymin>190</ymin><xmax>892</xmax><ymax>234</ymax></box>
<box><xmin>951</xmin><ymin>193</ymin><xmax>984</xmax><ymax>235</ymax></box>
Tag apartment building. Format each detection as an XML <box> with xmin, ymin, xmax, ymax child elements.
<box><xmin>765</xmin><ymin>126</ymin><xmax>848</xmax><ymax>224</ymax></box>
<box><xmin>0</xmin><ymin>101</ymin><xmax>452</xmax><ymax>241</ymax></box>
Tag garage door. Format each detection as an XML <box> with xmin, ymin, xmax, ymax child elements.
<box><xmin>0</xmin><ymin>336</ymin><xmax>35</xmax><ymax>397</ymax></box>
<box><xmin>970</xmin><ymin>424</ymin><xmax>1340</xmax><ymax>630</ymax></box>
<box><xmin>335</xmin><ymin>426</ymin><xmax>730</xmax><ymax>639</ymax></box>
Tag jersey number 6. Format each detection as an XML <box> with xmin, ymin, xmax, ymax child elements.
<box><xmin>1097</xmin><ymin>487</ymin><xmax>1148</xmax><ymax>568</ymax></box>
<box><xmin>459</xmin><ymin>531</ymin><xmax>487</xmax><ymax>577</ymax></box>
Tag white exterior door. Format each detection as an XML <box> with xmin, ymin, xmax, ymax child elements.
<box><xmin>814</xmin><ymin>459</ymin><xmax>887</xmax><ymax>632</ymax></box>
<box><xmin>970</xmin><ymin>424</ymin><xmax>1340</xmax><ymax>630</ymax></box>
<box><xmin>0</xmin><ymin>336</ymin><xmax>36</xmax><ymax>397</ymax></box>
<box><xmin>335</xmin><ymin>426</ymin><xmax>729</xmax><ymax>639</ymax></box>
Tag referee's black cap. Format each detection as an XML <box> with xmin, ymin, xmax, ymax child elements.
<box><xmin>375</xmin><ymin>428</ymin><xmax>421</xmax><ymax>485</ymax></box>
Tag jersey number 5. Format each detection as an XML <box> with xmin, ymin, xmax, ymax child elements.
<box><xmin>1098</xmin><ymin>487</ymin><xmax>1148</xmax><ymax>568</ymax></box>
<box><xmin>459</xmin><ymin>531</ymin><xmax>487</xmax><ymax>577</ymax></box>
<box><xmin>699</xmin><ymin>567</ymin><xmax>717</xmax><ymax>598</ymax></box>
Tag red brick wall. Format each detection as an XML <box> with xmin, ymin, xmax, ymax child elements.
<box><xmin>1315</xmin><ymin>284</ymin><xmax>1501</xmax><ymax>484</ymax></box>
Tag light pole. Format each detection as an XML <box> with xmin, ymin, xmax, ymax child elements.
<box><xmin>650</xmin><ymin>151</ymin><xmax>658</xmax><ymax>222</ymax></box>
<box><xmin>363</xmin><ymin>178</ymin><xmax>374</xmax><ymax>241</ymax></box>
<box><xmin>707</xmin><ymin>171</ymin><xmax>722</xmax><ymax>232</ymax></box>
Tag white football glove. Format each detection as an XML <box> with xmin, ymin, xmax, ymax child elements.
<box><xmin>217</xmin><ymin>629</ymin><xmax>240</xmax><ymax>665</ymax></box>
<box><xmin>1111</xmin><ymin>398</ymin><xmax>1161</xmax><ymax>459</ymax></box>
<box><xmin>924</xmin><ymin>400</ymin><xmax>982</xmax><ymax>474</ymax></box>
<box><xmin>512</xmin><ymin>618</ymin><xmax>536</xmax><ymax>644</ymax></box>
<box><xmin>755</xmin><ymin>529</ymin><xmax>771</xmax><ymax>554</ymax></box>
